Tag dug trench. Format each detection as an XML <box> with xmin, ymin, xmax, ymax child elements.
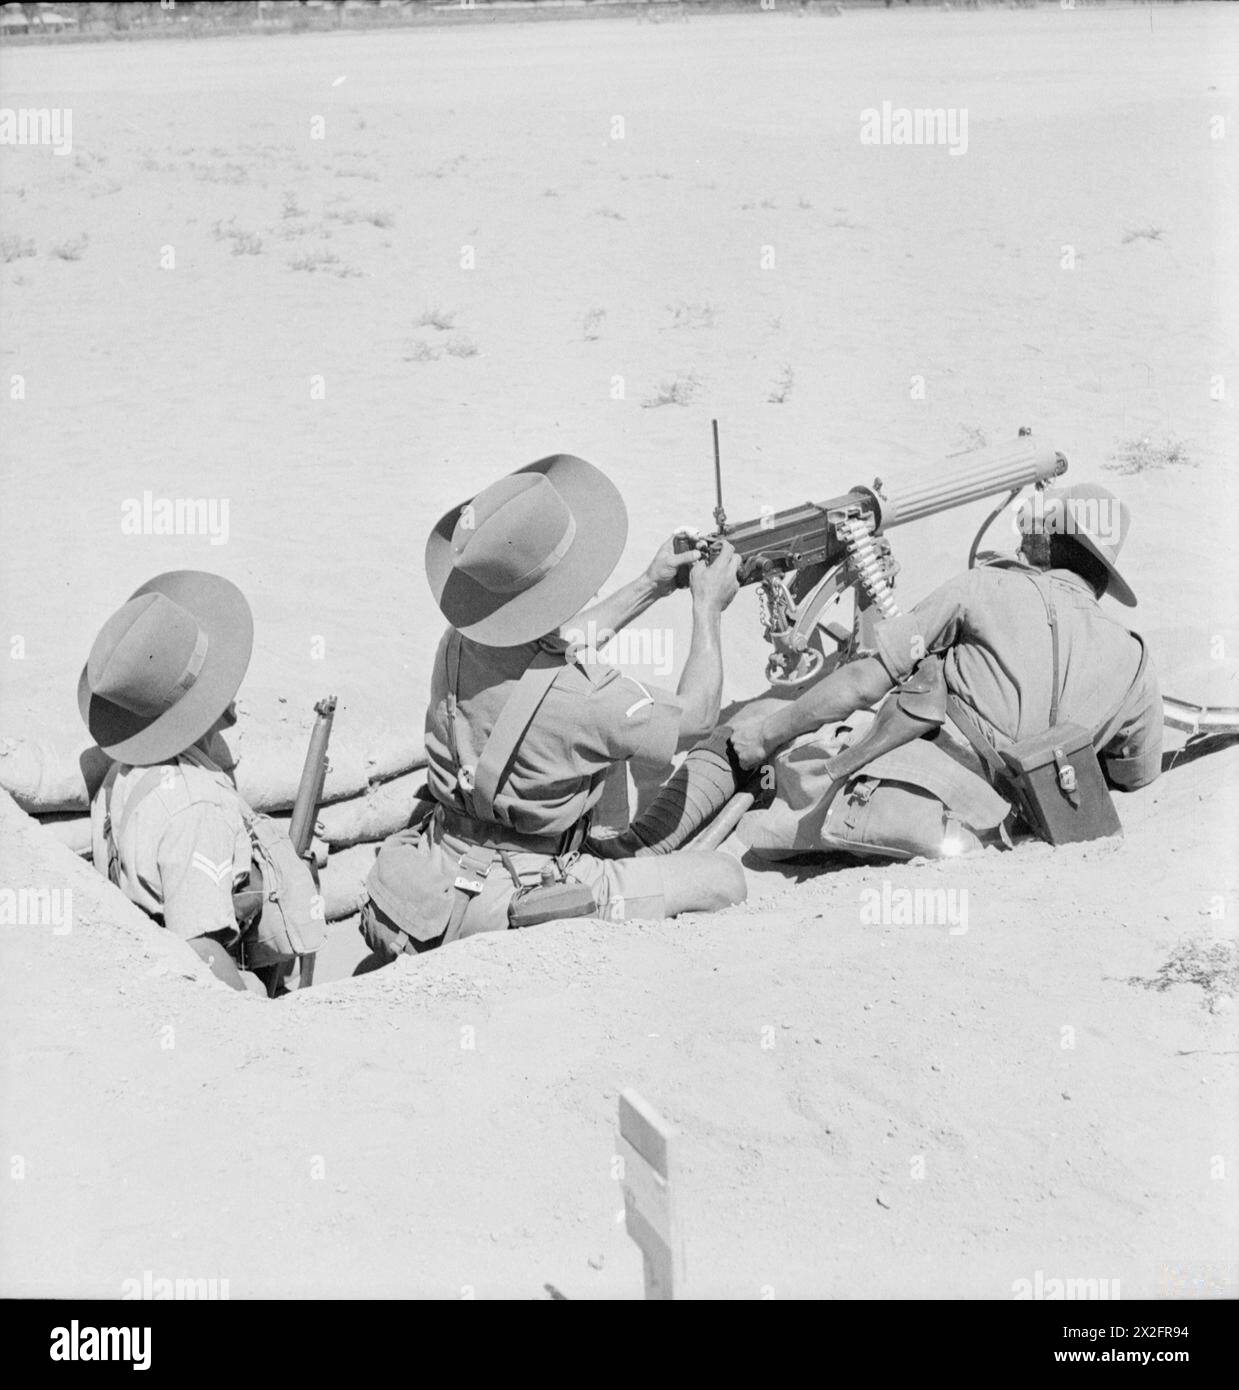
<box><xmin>1</xmin><ymin>732</ymin><xmax>1235</xmax><ymax>1299</ymax></box>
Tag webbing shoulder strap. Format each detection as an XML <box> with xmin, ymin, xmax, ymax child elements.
<box><xmin>111</xmin><ymin>767</ymin><xmax>174</xmax><ymax>846</ymax></box>
<box><xmin>471</xmin><ymin>656</ymin><xmax>565</xmax><ymax>822</ymax></box>
<box><xmin>947</xmin><ymin>576</ymin><xmax>1151</xmax><ymax>776</ymax></box>
<box><xmin>1026</xmin><ymin>573</ymin><xmax>1061</xmax><ymax>728</ymax></box>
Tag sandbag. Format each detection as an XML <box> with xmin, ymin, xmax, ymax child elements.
<box><xmin>40</xmin><ymin>773</ymin><xmax>431</xmax><ymax>864</ymax></box>
<box><xmin>314</xmin><ymin>772</ymin><xmax>431</xmax><ymax>849</ymax></box>
<box><xmin>38</xmin><ymin>813</ymin><xmax>92</xmax><ymax>858</ymax></box>
<box><xmin>0</xmin><ymin>737</ymin><xmax>104</xmax><ymax>816</ymax></box>
<box><xmin>1</xmin><ymin>725</ymin><xmax>425</xmax><ymax>815</ymax></box>
<box><xmin>319</xmin><ymin>843</ymin><xmax>379</xmax><ymax>921</ymax></box>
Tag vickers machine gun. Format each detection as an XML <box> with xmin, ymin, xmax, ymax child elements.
<box><xmin>675</xmin><ymin>423</ymin><xmax>1068</xmax><ymax>687</ymax></box>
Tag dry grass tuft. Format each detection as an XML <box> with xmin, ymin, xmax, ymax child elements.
<box><xmin>1106</xmin><ymin>435</ymin><xmax>1195</xmax><ymax>476</ymax></box>
<box><xmin>1129</xmin><ymin>937</ymin><xmax>1238</xmax><ymax>1013</ymax></box>
<box><xmin>51</xmin><ymin>235</ymin><xmax>89</xmax><ymax>261</ymax></box>
<box><xmin>642</xmin><ymin>373</ymin><xmax>700</xmax><ymax>408</ymax></box>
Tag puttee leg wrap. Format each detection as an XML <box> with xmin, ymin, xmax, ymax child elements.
<box><xmin>590</xmin><ymin>726</ymin><xmax>746</xmax><ymax>858</ymax></box>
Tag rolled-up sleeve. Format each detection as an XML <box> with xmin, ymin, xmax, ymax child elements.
<box><xmin>595</xmin><ymin>676</ymin><xmax>682</xmax><ymax>766</ymax></box>
<box><xmin>156</xmin><ymin>805</ymin><xmax>245</xmax><ymax>943</ymax></box>
<box><xmin>1101</xmin><ymin>660</ymin><xmax>1163</xmax><ymax>790</ymax></box>
<box><xmin>872</xmin><ymin>573</ymin><xmax>973</xmax><ymax>683</ymax></box>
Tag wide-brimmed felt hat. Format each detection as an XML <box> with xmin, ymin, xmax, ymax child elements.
<box><xmin>78</xmin><ymin>570</ymin><xmax>253</xmax><ymax>766</ymax></box>
<box><xmin>1020</xmin><ymin>481</ymin><xmax>1137</xmax><ymax>607</ymax></box>
<box><xmin>425</xmin><ymin>454</ymin><xmax>628</xmax><ymax>647</ymax></box>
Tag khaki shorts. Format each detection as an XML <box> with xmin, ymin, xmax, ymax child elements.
<box><xmin>359</xmin><ymin>821</ymin><xmax>674</xmax><ymax>959</ymax></box>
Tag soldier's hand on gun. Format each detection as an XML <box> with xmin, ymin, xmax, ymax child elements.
<box><xmin>645</xmin><ymin>531</ymin><xmax>705</xmax><ymax>597</ymax></box>
<box><xmin>689</xmin><ymin>537</ymin><xmax>741</xmax><ymax>613</ymax></box>
<box><xmin>729</xmin><ymin>711</ymin><xmax>772</xmax><ymax>771</ymax></box>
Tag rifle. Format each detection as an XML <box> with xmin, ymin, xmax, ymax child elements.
<box><xmin>676</xmin><ymin>424</ymin><xmax>1067</xmax><ymax>686</ymax></box>
<box><xmin>286</xmin><ymin>695</ymin><xmax>336</xmax><ymax>989</ymax></box>
<box><xmin>289</xmin><ymin>696</ymin><xmax>336</xmax><ymax>858</ymax></box>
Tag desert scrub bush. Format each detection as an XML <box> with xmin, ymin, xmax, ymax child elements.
<box><xmin>192</xmin><ymin>162</ymin><xmax>248</xmax><ymax>186</ymax></box>
<box><xmin>666</xmin><ymin>302</ymin><xmax>717</xmax><ymax>331</ymax></box>
<box><xmin>281</xmin><ymin>191</ymin><xmax>306</xmax><ymax>219</ymax></box>
<box><xmin>327</xmin><ymin>207</ymin><xmax>394</xmax><ymax>228</ymax></box>
<box><xmin>1106</xmin><ymin>435</ymin><xmax>1195</xmax><ymax>476</ymax></box>
<box><xmin>1</xmin><ymin>235</ymin><xmax>36</xmax><ymax>263</ymax></box>
<box><xmin>445</xmin><ymin>337</ymin><xmax>479</xmax><ymax>359</ymax></box>
<box><xmin>955</xmin><ymin>423</ymin><xmax>988</xmax><ymax>451</ymax></box>
<box><xmin>416</xmin><ymin>307</ymin><xmax>457</xmax><ymax>331</ymax></box>
<box><xmin>1129</xmin><ymin>937</ymin><xmax>1239</xmax><ymax>1013</ymax></box>
<box><xmin>289</xmin><ymin>249</ymin><xmax>340</xmax><ymax>273</ymax></box>
<box><xmin>404</xmin><ymin>341</ymin><xmax>440</xmax><ymax>364</ymax></box>
<box><xmin>768</xmin><ymin>365</ymin><xmax>794</xmax><ymax>405</ymax></box>
<box><xmin>214</xmin><ymin>221</ymin><xmax>263</xmax><ymax>255</ymax></box>
<box><xmin>595</xmin><ymin>207</ymin><xmax>626</xmax><ymax>221</ymax></box>
<box><xmin>642</xmin><ymin>374</ymin><xmax>700</xmax><ymax>408</ymax></box>
<box><xmin>1122</xmin><ymin>226</ymin><xmax>1165</xmax><ymax>244</ymax></box>
<box><xmin>51</xmin><ymin>235</ymin><xmax>89</xmax><ymax>261</ymax></box>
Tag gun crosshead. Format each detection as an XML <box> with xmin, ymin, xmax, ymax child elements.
<box><xmin>674</xmin><ymin>430</ymin><xmax>1068</xmax><ymax>686</ymax></box>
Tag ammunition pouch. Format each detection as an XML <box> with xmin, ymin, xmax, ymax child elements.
<box><xmin>818</xmin><ymin>741</ymin><xmax>1013</xmax><ymax>861</ymax></box>
<box><xmin>508</xmin><ymin>872</ymin><xmax>598</xmax><ymax>930</ymax></box>
<box><xmin>944</xmin><ymin>574</ymin><xmax>1140</xmax><ymax>847</ymax></box>
<box><xmin>996</xmin><ymin>723</ymin><xmax>1122</xmax><ymax>846</ymax></box>
<box><xmin>235</xmin><ymin>811</ymin><xmax>327</xmax><ymax>969</ymax></box>
<box><xmin>361</xmin><ymin>806</ymin><xmax>596</xmax><ymax>955</ymax></box>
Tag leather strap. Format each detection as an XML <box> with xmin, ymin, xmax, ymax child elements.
<box><xmin>1026</xmin><ymin>574</ymin><xmax>1062</xmax><ymax>728</ymax></box>
<box><xmin>471</xmin><ymin>657</ymin><xmax>564</xmax><ymax>822</ymax></box>
<box><xmin>947</xmin><ymin>578</ymin><xmax>1150</xmax><ymax>779</ymax></box>
<box><xmin>442</xmin><ymin>845</ymin><xmax>498</xmax><ymax>947</ymax></box>
<box><xmin>105</xmin><ymin>765</ymin><xmax>174</xmax><ymax>875</ymax></box>
<box><xmin>438</xmin><ymin>805</ymin><xmax>571</xmax><ymax>857</ymax></box>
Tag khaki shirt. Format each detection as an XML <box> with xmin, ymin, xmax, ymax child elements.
<box><xmin>90</xmin><ymin>748</ymin><xmax>252</xmax><ymax>943</ymax></box>
<box><xmin>424</xmin><ymin>629</ymin><xmax>682</xmax><ymax>838</ymax></box>
<box><xmin>872</xmin><ymin>562</ymin><xmax>1162</xmax><ymax>790</ymax></box>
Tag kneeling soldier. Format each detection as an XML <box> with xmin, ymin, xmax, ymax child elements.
<box><xmin>360</xmin><ymin>453</ymin><xmax>748</xmax><ymax>960</ymax></box>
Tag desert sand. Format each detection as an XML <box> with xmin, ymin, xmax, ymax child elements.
<box><xmin>1</xmin><ymin>4</ymin><xmax>1236</xmax><ymax>1298</ymax></box>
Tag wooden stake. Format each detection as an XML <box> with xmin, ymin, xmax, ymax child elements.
<box><xmin>618</xmin><ymin>1089</ymin><xmax>684</xmax><ymax>1299</ymax></box>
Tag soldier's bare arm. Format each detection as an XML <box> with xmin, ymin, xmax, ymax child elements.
<box><xmin>675</xmin><ymin>540</ymin><xmax>741</xmax><ymax>746</ymax></box>
<box><xmin>731</xmin><ymin>656</ymin><xmax>895</xmax><ymax>770</ymax></box>
<box><xmin>566</xmin><ymin>533</ymin><xmax>704</xmax><ymax>644</ymax></box>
